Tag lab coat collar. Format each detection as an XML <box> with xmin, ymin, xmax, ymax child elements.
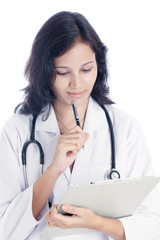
<box><xmin>83</xmin><ymin>97</ymin><xmax>107</xmax><ymax>132</ymax></box>
<box><xmin>35</xmin><ymin>97</ymin><xmax>106</xmax><ymax>134</ymax></box>
<box><xmin>35</xmin><ymin>105</ymin><xmax>60</xmax><ymax>134</ymax></box>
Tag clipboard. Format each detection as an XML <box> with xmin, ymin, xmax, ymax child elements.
<box><xmin>58</xmin><ymin>176</ymin><xmax>160</xmax><ymax>218</ymax></box>
<box><xmin>40</xmin><ymin>176</ymin><xmax>160</xmax><ymax>238</ymax></box>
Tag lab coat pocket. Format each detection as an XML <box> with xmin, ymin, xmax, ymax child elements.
<box><xmin>90</xmin><ymin>164</ymin><xmax>108</xmax><ymax>183</ymax></box>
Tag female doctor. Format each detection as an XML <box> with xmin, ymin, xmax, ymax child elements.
<box><xmin>0</xmin><ymin>11</ymin><xmax>160</xmax><ymax>240</ymax></box>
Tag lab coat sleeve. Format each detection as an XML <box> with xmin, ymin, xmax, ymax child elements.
<box><xmin>118</xmin><ymin>119</ymin><xmax>160</xmax><ymax>239</ymax></box>
<box><xmin>0</xmin><ymin>119</ymin><xmax>48</xmax><ymax>240</ymax></box>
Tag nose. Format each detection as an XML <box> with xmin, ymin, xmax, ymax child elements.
<box><xmin>69</xmin><ymin>73</ymin><xmax>80</xmax><ymax>89</ymax></box>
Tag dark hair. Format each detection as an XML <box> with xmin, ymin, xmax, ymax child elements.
<box><xmin>17</xmin><ymin>11</ymin><xmax>113</xmax><ymax>116</ymax></box>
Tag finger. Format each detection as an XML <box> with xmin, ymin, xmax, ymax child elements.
<box><xmin>59</xmin><ymin>136</ymin><xmax>84</xmax><ymax>151</ymax></box>
<box><xmin>68</xmin><ymin>126</ymin><xmax>86</xmax><ymax>142</ymax></box>
<box><xmin>84</xmin><ymin>133</ymin><xmax>89</xmax><ymax>142</ymax></box>
<box><xmin>67</xmin><ymin>150</ymin><xmax>77</xmax><ymax>158</ymax></box>
<box><xmin>62</xmin><ymin>204</ymin><xmax>82</xmax><ymax>216</ymax></box>
<box><xmin>46</xmin><ymin>205</ymin><xmax>58</xmax><ymax>227</ymax></box>
<box><xmin>60</xmin><ymin>132</ymin><xmax>85</xmax><ymax>145</ymax></box>
<box><xmin>59</xmin><ymin>135</ymin><xmax>83</xmax><ymax>147</ymax></box>
<box><xmin>46</xmin><ymin>205</ymin><xmax>58</xmax><ymax>220</ymax></box>
<box><xmin>67</xmin><ymin>125</ymin><xmax>84</xmax><ymax>133</ymax></box>
<box><xmin>47</xmin><ymin>221</ymin><xmax>55</xmax><ymax>227</ymax></box>
<box><xmin>50</xmin><ymin>206</ymin><xmax>58</xmax><ymax>219</ymax></box>
<box><xmin>61</xmin><ymin>127</ymin><xmax>89</xmax><ymax>146</ymax></box>
<box><xmin>59</xmin><ymin>143</ymin><xmax>79</xmax><ymax>155</ymax></box>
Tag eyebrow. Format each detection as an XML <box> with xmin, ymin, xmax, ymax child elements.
<box><xmin>82</xmin><ymin>61</ymin><xmax>94</xmax><ymax>66</ymax></box>
<box><xmin>55</xmin><ymin>61</ymin><xmax>94</xmax><ymax>69</ymax></box>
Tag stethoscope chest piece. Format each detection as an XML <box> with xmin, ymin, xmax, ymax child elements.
<box><xmin>104</xmin><ymin>169</ymin><xmax>120</xmax><ymax>180</ymax></box>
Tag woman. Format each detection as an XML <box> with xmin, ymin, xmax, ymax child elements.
<box><xmin>0</xmin><ymin>11</ymin><xmax>160</xmax><ymax>240</ymax></box>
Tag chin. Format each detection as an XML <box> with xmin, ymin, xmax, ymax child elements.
<box><xmin>74</xmin><ymin>97</ymin><xmax>89</xmax><ymax>106</ymax></box>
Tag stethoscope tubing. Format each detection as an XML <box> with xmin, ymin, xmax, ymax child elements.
<box><xmin>21</xmin><ymin>105</ymin><xmax>120</xmax><ymax>188</ymax></box>
<box><xmin>101</xmin><ymin>105</ymin><xmax>116</xmax><ymax>170</ymax></box>
<box><xmin>21</xmin><ymin>115</ymin><xmax>44</xmax><ymax>188</ymax></box>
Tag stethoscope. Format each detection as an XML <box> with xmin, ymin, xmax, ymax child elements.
<box><xmin>22</xmin><ymin>116</ymin><xmax>44</xmax><ymax>188</ymax></box>
<box><xmin>21</xmin><ymin>105</ymin><xmax>120</xmax><ymax>188</ymax></box>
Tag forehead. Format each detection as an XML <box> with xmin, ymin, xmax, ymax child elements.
<box><xmin>54</xmin><ymin>42</ymin><xmax>96</xmax><ymax>66</ymax></box>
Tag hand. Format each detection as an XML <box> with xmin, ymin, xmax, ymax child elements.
<box><xmin>50</xmin><ymin>126</ymin><xmax>89</xmax><ymax>173</ymax></box>
<box><xmin>46</xmin><ymin>205</ymin><xmax>126</xmax><ymax>240</ymax></box>
<box><xmin>45</xmin><ymin>204</ymin><xmax>98</xmax><ymax>229</ymax></box>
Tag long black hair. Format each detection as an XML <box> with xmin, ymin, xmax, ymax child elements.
<box><xmin>17</xmin><ymin>11</ymin><xmax>113</xmax><ymax>116</ymax></box>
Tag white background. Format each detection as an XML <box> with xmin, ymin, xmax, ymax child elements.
<box><xmin>0</xmin><ymin>0</ymin><xmax>160</xmax><ymax>175</ymax></box>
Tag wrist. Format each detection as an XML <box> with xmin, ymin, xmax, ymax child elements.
<box><xmin>92</xmin><ymin>216</ymin><xmax>126</xmax><ymax>240</ymax></box>
<box><xmin>88</xmin><ymin>213</ymin><xmax>103</xmax><ymax>231</ymax></box>
<box><xmin>47</xmin><ymin>163</ymin><xmax>62</xmax><ymax>178</ymax></box>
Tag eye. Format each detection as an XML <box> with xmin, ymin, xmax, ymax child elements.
<box><xmin>56</xmin><ymin>71</ymin><xmax>69</xmax><ymax>76</ymax></box>
<box><xmin>82</xmin><ymin>68</ymin><xmax>92</xmax><ymax>73</ymax></box>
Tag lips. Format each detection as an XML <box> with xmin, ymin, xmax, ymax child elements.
<box><xmin>67</xmin><ymin>91</ymin><xmax>85</xmax><ymax>98</ymax></box>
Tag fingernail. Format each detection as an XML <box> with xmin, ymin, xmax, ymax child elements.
<box><xmin>62</xmin><ymin>204</ymin><xmax>69</xmax><ymax>211</ymax></box>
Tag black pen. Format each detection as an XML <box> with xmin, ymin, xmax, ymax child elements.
<box><xmin>72</xmin><ymin>100</ymin><xmax>84</xmax><ymax>150</ymax></box>
<box><xmin>72</xmin><ymin>100</ymin><xmax>81</xmax><ymax>127</ymax></box>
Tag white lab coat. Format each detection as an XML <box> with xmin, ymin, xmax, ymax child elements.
<box><xmin>0</xmin><ymin>97</ymin><xmax>160</xmax><ymax>240</ymax></box>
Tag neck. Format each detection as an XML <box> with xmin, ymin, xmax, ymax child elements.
<box><xmin>53</xmin><ymin>99</ymin><xmax>89</xmax><ymax>133</ymax></box>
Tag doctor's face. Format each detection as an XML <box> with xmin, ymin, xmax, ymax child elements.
<box><xmin>53</xmin><ymin>41</ymin><xmax>98</xmax><ymax>107</ymax></box>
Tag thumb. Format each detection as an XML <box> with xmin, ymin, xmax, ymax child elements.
<box><xmin>62</xmin><ymin>204</ymin><xmax>81</xmax><ymax>216</ymax></box>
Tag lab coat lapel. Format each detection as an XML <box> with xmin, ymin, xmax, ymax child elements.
<box><xmin>35</xmin><ymin>104</ymin><xmax>60</xmax><ymax>134</ymax></box>
<box><xmin>69</xmin><ymin>98</ymin><xmax>102</xmax><ymax>184</ymax></box>
<box><xmin>70</xmin><ymin>132</ymin><xmax>97</xmax><ymax>184</ymax></box>
<box><xmin>62</xmin><ymin>131</ymin><xmax>97</xmax><ymax>185</ymax></box>
<box><xmin>63</xmin><ymin>166</ymin><xmax>71</xmax><ymax>183</ymax></box>
<box><xmin>36</xmin><ymin>105</ymin><xmax>72</xmax><ymax>183</ymax></box>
